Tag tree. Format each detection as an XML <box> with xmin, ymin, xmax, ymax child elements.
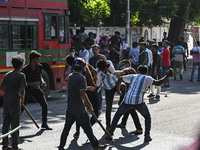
<box><xmin>69</xmin><ymin>0</ymin><xmax>200</xmax><ymax>43</ymax></box>
<box><xmin>68</xmin><ymin>0</ymin><xmax>110</xmax><ymax>27</ymax></box>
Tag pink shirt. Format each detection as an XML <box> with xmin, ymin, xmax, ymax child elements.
<box><xmin>161</xmin><ymin>48</ymin><xmax>171</xmax><ymax>66</ymax></box>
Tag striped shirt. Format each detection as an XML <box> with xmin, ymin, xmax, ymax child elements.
<box><xmin>123</xmin><ymin>74</ymin><xmax>154</xmax><ymax>105</ymax></box>
<box><xmin>172</xmin><ymin>45</ymin><xmax>185</xmax><ymax>62</ymax></box>
<box><xmin>123</xmin><ymin>67</ymin><xmax>137</xmax><ymax>91</ymax></box>
<box><xmin>96</xmin><ymin>60</ymin><xmax>118</xmax><ymax>90</ymax></box>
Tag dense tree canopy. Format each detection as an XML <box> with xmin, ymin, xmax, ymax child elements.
<box><xmin>69</xmin><ymin>0</ymin><xmax>200</xmax><ymax>43</ymax></box>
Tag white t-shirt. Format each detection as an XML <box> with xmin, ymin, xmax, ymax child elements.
<box><xmin>79</xmin><ymin>49</ymin><xmax>89</xmax><ymax>63</ymax></box>
<box><xmin>146</xmin><ymin>49</ymin><xmax>153</xmax><ymax>66</ymax></box>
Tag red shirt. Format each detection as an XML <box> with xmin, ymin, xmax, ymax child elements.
<box><xmin>161</xmin><ymin>48</ymin><xmax>171</xmax><ymax>66</ymax></box>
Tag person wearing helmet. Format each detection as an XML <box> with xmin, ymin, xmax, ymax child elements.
<box><xmin>63</xmin><ymin>55</ymin><xmax>101</xmax><ymax>139</ymax></box>
<box><xmin>58</xmin><ymin>58</ymin><xmax>107</xmax><ymax>150</ymax></box>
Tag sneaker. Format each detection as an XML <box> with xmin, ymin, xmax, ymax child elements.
<box><xmin>41</xmin><ymin>123</ymin><xmax>52</xmax><ymax>130</ymax></box>
<box><xmin>197</xmin><ymin>80</ymin><xmax>200</xmax><ymax>82</ymax></box>
<box><xmin>73</xmin><ymin>131</ymin><xmax>80</xmax><ymax>138</ymax></box>
<box><xmin>144</xmin><ymin>135</ymin><xmax>152</xmax><ymax>142</ymax></box>
<box><xmin>129</xmin><ymin>130</ymin><xmax>143</xmax><ymax>135</ymax></box>
<box><xmin>116</xmin><ymin>123</ymin><xmax>126</xmax><ymax>128</ymax></box>
<box><xmin>2</xmin><ymin>147</ymin><xmax>12</xmax><ymax>150</ymax></box>
<box><xmin>93</xmin><ymin>144</ymin><xmax>108</xmax><ymax>150</ymax></box>
<box><xmin>155</xmin><ymin>95</ymin><xmax>160</xmax><ymax>99</ymax></box>
<box><xmin>189</xmin><ymin>80</ymin><xmax>193</xmax><ymax>82</ymax></box>
<box><xmin>147</xmin><ymin>93</ymin><xmax>155</xmax><ymax>98</ymax></box>
<box><xmin>180</xmin><ymin>74</ymin><xmax>183</xmax><ymax>80</ymax></box>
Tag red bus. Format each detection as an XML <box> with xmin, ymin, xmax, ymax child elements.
<box><xmin>0</xmin><ymin>0</ymin><xmax>70</xmax><ymax>97</ymax></box>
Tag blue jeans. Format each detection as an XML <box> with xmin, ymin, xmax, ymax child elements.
<box><xmin>190</xmin><ymin>62</ymin><xmax>200</xmax><ymax>81</ymax></box>
<box><xmin>109</xmin><ymin>102</ymin><xmax>151</xmax><ymax>136</ymax></box>
<box><xmin>59</xmin><ymin>112</ymin><xmax>98</xmax><ymax>149</ymax></box>
<box><xmin>162</xmin><ymin>66</ymin><xmax>170</xmax><ymax>85</ymax></box>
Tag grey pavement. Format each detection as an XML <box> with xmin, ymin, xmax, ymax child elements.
<box><xmin>0</xmin><ymin>65</ymin><xmax>200</xmax><ymax>150</ymax></box>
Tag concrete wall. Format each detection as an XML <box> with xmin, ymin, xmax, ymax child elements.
<box><xmin>71</xmin><ymin>25</ymin><xmax>170</xmax><ymax>47</ymax></box>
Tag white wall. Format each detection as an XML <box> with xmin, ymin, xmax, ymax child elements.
<box><xmin>71</xmin><ymin>25</ymin><xmax>170</xmax><ymax>47</ymax></box>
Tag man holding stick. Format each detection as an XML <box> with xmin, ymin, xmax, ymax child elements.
<box><xmin>58</xmin><ymin>58</ymin><xmax>107</xmax><ymax>150</ymax></box>
<box><xmin>0</xmin><ymin>55</ymin><xmax>26</xmax><ymax>150</ymax></box>
<box><xmin>21</xmin><ymin>50</ymin><xmax>52</xmax><ymax>130</ymax></box>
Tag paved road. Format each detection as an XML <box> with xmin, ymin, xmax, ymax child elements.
<box><xmin>0</xmin><ymin>66</ymin><xmax>200</xmax><ymax>150</ymax></box>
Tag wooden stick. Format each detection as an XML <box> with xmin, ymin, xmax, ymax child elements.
<box><xmin>91</xmin><ymin>112</ymin><xmax>113</xmax><ymax>140</ymax></box>
<box><xmin>22</xmin><ymin>104</ymin><xmax>40</xmax><ymax>129</ymax></box>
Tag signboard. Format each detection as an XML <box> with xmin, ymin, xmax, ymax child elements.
<box><xmin>6</xmin><ymin>52</ymin><xmax>25</xmax><ymax>67</ymax></box>
<box><xmin>0</xmin><ymin>0</ymin><xmax>11</xmax><ymax>2</ymax></box>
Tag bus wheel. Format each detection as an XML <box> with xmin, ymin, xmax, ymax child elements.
<box><xmin>42</xmin><ymin>69</ymin><xmax>50</xmax><ymax>97</ymax></box>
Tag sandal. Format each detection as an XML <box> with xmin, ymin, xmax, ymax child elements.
<box><xmin>130</xmin><ymin>130</ymin><xmax>143</xmax><ymax>135</ymax></box>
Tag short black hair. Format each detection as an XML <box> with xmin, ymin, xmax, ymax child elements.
<box><xmin>140</xmin><ymin>42</ymin><xmax>146</xmax><ymax>48</ymax></box>
<box><xmin>66</xmin><ymin>55</ymin><xmax>75</xmax><ymax>66</ymax></box>
<box><xmin>137</xmin><ymin>65</ymin><xmax>148</xmax><ymax>74</ymax></box>
<box><xmin>164</xmin><ymin>40</ymin><xmax>170</xmax><ymax>45</ymax></box>
<box><xmin>152</xmin><ymin>44</ymin><xmax>158</xmax><ymax>50</ymax></box>
<box><xmin>132</xmin><ymin>42</ymin><xmax>138</xmax><ymax>48</ymax></box>
<box><xmin>12</xmin><ymin>55</ymin><xmax>25</xmax><ymax>69</ymax></box>
<box><xmin>96</xmin><ymin>59</ymin><xmax>110</xmax><ymax>71</ymax></box>
<box><xmin>115</xmin><ymin>31</ymin><xmax>120</xmax><ymax>35</ymax></box>
<box><xmin>176</xmin><ymin>40</ymin><xmax>182</xmax><ymax>45</ymax></box>
<box><xmin>29</xmin><ymin>50</ymin><xmax>41</xmax><ymax>61</ymax></box>
<box><xmin>80</xmin><ymin>42</ymin><xmax>86</xmax><ymax>47</ymax></box>
<box><xmin>70</xmin><ymin>47</ymin><xmax>76</xmax><ymax>51</ymax></box>
<box><xmin>158</xmin><ymin>42</ymin><xmax>163</xmax><ymax>47</ymax></box>
<box><xmin>119</xmin><ymin>59</ymin><xmax>130</xmax><ymax>67</ymax></box>
<box><xmin>80</xmin><ymin>26</ymin><xmax>85</xmax><ymax>32</ymax></box>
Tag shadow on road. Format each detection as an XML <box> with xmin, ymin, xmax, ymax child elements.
<box><xmin>19</xmin><ymin>129</ymin><xmax>45</xmax><ymax>144</ymax></box>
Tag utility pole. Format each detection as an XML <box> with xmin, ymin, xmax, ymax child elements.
<box><xmin>126</xmin><ymin>0</ymin><xmax>130</xmax><ymax>46</ymax></box>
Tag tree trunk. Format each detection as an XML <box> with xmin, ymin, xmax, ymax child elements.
<box><xmin>104</xmin><ymin>0</ymin><xmax>125</xmax><ymax>26</ymax></box>
<box><xmin>168</xmin><ymin>17</ymin><xmax>186</xmax><ymax>45</ymax></box>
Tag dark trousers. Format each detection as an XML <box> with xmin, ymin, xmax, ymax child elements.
<box><xmin>76</xmin><ymin>90</ymin><xmax>99</xmax><ymax>131</ymax></box>
<box><xmin>2</xmin><ymin>108</ymin><xmax>20</xmax><ymax>149</ymax></box>
<box><xmin>22</xmin><ymin>87</ymin><xmax>48</xmax><ymax>124</ymax></box>
<box><xmin>105</xmin><ymin>86</ymin><xmax>116</xmax><ymax>127</ymax></box>
<box><xmin>109</xmin><ymin>102</ymin><xmax>151</xmax><ymax>136</ymax></box>
<box><xmin>119</xmin><ymin>84</ymin><xmax>142</xmax><ymax>130</ymax></box>
<box><xmin>162</xmin><ymin>66</ymin><xmax>170</xmax><ymax>85</ymax></box>
<box><xmin>59</xmin><ymin>112</ymin><xmax>98</xmax><ymax>149</ymax></box>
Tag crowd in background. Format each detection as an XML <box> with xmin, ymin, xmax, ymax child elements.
<box><xmin>69</xmin><ymin>26</ymin><xmax>200</xmax><ymax>98</ymax></box>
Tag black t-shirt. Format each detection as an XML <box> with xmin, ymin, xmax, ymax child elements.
<box><xmin>21</xmin><ymin>63</ymin><xmax>42</xmax><ymax>84</ymax></box>
<box><xmin>2</xmin><ymin>70</ymin><xmax>26</xmax><ymax>109</ymax></box>
<box><xmin>67</xmin><ymin>72</ymin><xmax>87</xmax><ymax>114</ymax></box>
<box><xmin>109</xmin><ymin>47</ymin><xmax>120</xmax><ymax>64</ymax></box>
<box><xmin>89</xmin><ymin>54</ymin><xmax>104</xmax><ymax>68</ymax></box>
<box><xmin>110</xmin><ymin>36</ymin><xmax>122</xmax><ymax>49</ymax></box>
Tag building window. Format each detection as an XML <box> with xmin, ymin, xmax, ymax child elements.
<box><xmin>11</xmin><ymin>25</ymin><xmax>26</xmax><ymax>49</ymax></box>
<box><xmin>0</xmin><ymin>23</ymin><xmax>9</xmax><ymax>49</ymax></box>
<box><xmin>44</xmin><ymin>15</ymin><xmax>57</xmax><ymax>40</ymax></box>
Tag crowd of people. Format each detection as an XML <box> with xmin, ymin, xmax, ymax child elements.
<box><xmin>0</xmin><ymin>26</ymin><xmax>200</xmax><ymax>150</ymax></box>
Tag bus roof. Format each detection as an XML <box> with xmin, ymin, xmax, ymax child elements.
<box><xmin>0</xmin><ymin>0</ymin><xmax>68</xmax><ymax>10</ymax></box>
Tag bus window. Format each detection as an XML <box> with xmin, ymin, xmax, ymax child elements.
<box><xmin>27</xmin><ymin>23</ymin><xmax>38</xmax><ymax>49</ymax></box>
<box><xmin>58</xmin><ymin>16</ymin><xmax>69</xmax><ymax>44</ymax></box>
<box><xmin>44</xmin><ymin>15</ymin><xmax>57</xmax><ymax>40</ymax></box>
<box><xmin>11</xmin><ymin>22</ymin><xmax>26</xmax><ymax>49</ymax></box>
<box><xmin>0</xmin><ymin>22</ymin><xmax>9</xmax><ymax>50</ymax></box>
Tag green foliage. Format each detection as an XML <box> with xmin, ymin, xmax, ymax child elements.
<box><xmin>69</xmin><ymin>0</ymin><xmax>200</xmax><ymax>27</ymax></box>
